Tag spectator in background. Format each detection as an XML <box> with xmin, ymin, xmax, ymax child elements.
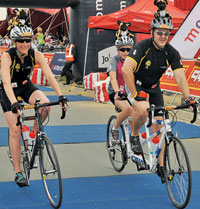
<box><xmin>4</xmin><ymin>36</ymin><xmax>12</xmax><ymax>48</ymax></box>
<box><xmin>45</xmin><ymin>33</ymin><xmax>54</xmax><ymax>50</ymax></box>
<box><xmin>62</xmin><ymin>36</ymin><xmax>69</xmax><ymax>46</ymax></box>
<box><xmin>34</xmin><ymin>27</ymin><xmax>45</xmax><ymax>52</ymax></box>
<box><xmin>0</xmin><ymin>35</ymin><xmax>4</xmax><ymax>47</ymax></box>
<box><xmin>61</xmin><ymin>42</ymin><xmax>76</xmax><ymax>85</ymax></box>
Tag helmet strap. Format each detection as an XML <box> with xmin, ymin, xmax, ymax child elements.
<box><xmin>16</xmin><ymin>49</ymin><xmax>26</xmax><ymax>58</ymax></box>
<box><xmin>119</xmin><ymin>56</ymin><xmax>125</xmax><ymax>63</ymax></box>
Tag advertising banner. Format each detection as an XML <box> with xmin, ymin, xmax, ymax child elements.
<box><xmin>170</xmin><ymin>0</ymin><xmax>200</xmax><ymax>59</ymax></box>
<box><xmin>34</xmin><ymin>53</ymin><xmax>54</xmax><ymax>69</ymax></box>
<box><xmin>0</xmin><ymin>47</ymin><xmax>7</xmax><ymax>58</ymax></box>
<box><xmin>49</xmin><ymin>52</ymin><xmax>65</xmax><ymax>75</ymax></box>
<box><xmin>160</xmin><ymin>60</ymin><xmax>200</xmax><ymax>97</ymax></box>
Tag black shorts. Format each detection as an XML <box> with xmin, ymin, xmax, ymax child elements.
<box><xmin>0</xmin><ymin>80</ymin><xmax>39</xmax><ymax>113</ymax></box>
<box><xmin>109</xmin><ymin>91</ymin><xmax>127</xmax><ymax>105</ymax></box>
<box><xmin>135</xmin><ymin>84</ymin><xmax>164</xmax><ymax>116</ymax></box>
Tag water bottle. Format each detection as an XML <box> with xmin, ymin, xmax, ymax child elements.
<box><xmin>140</xmin><ymin>132</ymin><xmax>147</xmax><ymax>146</ymax></box>
<box><xmin>29</xmin><ymin>130</ymin><xmax>36</xmax><ymax>152</ymax></box>
<box><xmin>150</xmin><ymin>136</ymin><xmax>159</xmax><ymax>156</ymax></box>
<box><xmin>22</xmin><ymin>125</ymin><xmax>30</xmax><ymax>150</ymax></box>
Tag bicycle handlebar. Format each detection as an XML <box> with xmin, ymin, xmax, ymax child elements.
<box><xmin>16</xmin><ymin>100</ymin><xmax>67</xmax><ymax>126</ymax></box>
<box><xmin>146</xmin><ymin>100</ymin><xmax>200</xmax><ymax>127</ymax></box>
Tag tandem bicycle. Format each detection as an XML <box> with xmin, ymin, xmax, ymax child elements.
<box><xmin>106</xmin><ymin>99</ymin><xmax>200</xmax><ymax>209</ymax></box>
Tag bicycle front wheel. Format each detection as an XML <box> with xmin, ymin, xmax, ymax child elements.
<box><xmin>39</xmin><ymin>135</ymin><xmax>62</xmax><ymax>209</ymax></box>
<box><xmin>164</xmin><ymin>136</ymin><xmax>192</xmax><ymax>209</ymax></box>
<box><xmin>106</xmin><ymin>115</ymin><xmax>127</xmax><ymax>172</ymax></box>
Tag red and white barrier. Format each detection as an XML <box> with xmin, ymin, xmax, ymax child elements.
<box><xmin>94</xmin><ymin>77</ymin><xmax>110</xmax><ymax>103</ymax></box>
<box><xmin>83</xmin><ymin>72</ymin><xmax>107</xmax><ymax>90</ymax></box>
<box><xmin>30</xmin><ymin>68</ymin><xmax>48</xmax><ymax>86</ymax></box>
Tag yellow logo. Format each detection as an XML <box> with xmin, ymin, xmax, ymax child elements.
<box><xmin>15</xmin><ymin>64</ymin><xmax>21</xmax><ymax>72</ymax></box>
<box><xmin>145</xmin><ymin>60</ymin><xmax>151</xmax><ymax>69</ymax></box>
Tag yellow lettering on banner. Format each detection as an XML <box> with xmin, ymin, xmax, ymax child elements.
<box><xmin>160</xmin><ymin>60</ymin><xmax>200</xmax><ymax>97</ymax></box>
<box><xmin>191</xmin><ymin>69</ymin><xmax>200</xmax><ymax>82</ymax></box>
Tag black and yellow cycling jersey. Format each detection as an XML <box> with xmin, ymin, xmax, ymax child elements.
<box><xmin>7</xmin><ymin>47</ymin><xmax>36</xmax><ymax>84</ymax></box>
<box><xmin>0</xmin><ymin>47</ymin><xmax>39</xmax><ymax>113</ymax></box>
<box><xmin>127</xmin><ymin>38</ymin><xmax>183</xmax><ymax>89</ymax></box>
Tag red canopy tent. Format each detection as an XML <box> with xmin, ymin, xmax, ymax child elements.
<box><xmin>0</xmin><ymin>8</ymin><xmax>70</xmax><ymax>38</ymax></box>
<box><xmin>88</xmin><ymin>0</ymin><xmax>188</xmax><ymax>34</ymax></box>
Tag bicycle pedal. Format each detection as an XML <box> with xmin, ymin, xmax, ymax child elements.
<box><xmin>168</xmin><ymin>174</ymin><xmax>174</xmax><ymax>181</ymax></box>
<box><xmin>137</xmin><ymin>163</ymin><xmax>146</xmax><ymax>171</ymax></box>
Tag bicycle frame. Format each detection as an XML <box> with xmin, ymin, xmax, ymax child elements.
<box><xmin>121</xmin><ymin>118</ymin><xmax>167</xmax><ymax>172</ymax></box>
<box><xmin>19</xmin><ymin>99</ymin><xmax>66</xmax><ymax>170</ymax></box>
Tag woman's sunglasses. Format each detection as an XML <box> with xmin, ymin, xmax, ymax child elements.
<box><xmin>156</xmin><ymin>31</ymin><xmax>170</xmax><ymax>37</ymax></box>
<box><xmin>16</xmin><ymin>39</ymin><xmax>32</xmax><ymax>43</ymax></box>
<box><xmin>119</xmin><ymin>48</ymin><xmax>131</xmax><ymax>52</ymax></box>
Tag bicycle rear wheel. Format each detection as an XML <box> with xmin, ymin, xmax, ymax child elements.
<box><xmin>106</xmin><ymin>115</ymin><xmax>127</xmax><ymax>172</ymax></box>
<box><xmin>164</xmin><ymin>136</ymin><xmax>192</xmax><ymax>209</ymax></box>
<box><xmin>39</xmin><ymin>135</ymin><xmax>62</xmax><ymax>209</ymax></box>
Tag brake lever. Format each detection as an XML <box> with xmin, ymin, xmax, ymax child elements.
<box><xmin>16</xmin><ymin>104</ymin><xmax>23</xmax><ymax>126</ymax></box>
<box><xmin>16</xmin><ymin>115</ymin><xmax>21</xmax><ymax>126</ymax></box>
<box><xmin>60</xmin><ymin>107</ymin><xmax>66</xmax><ymax>119</ymax></box>
<box><xmin>147</xmin><ymin>108</ymin><xmax>152</xmax><ymax>128</ymax></box>
<box><xmin>190</xmin><ymin>104</ymin><xmax>197</xmax><ymax>124</ymax></box>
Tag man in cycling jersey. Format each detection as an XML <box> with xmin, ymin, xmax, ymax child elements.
<box><xmin>107</xmin><ymin>30</ymin><xmax>134</xmax><ymax>143</ymax></box>
<box><xmin>122</xmin><ymin>12</ymin><xmax>193</xmax><ymax>182</ymax></box>
<box><xmin>0</xmin><ymin>9</ymin><xmax>69</xmax><ymax>187</ymax></box>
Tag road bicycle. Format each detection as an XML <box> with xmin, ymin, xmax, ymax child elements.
<box><xmin>106</xmin><ymin>100</ymin><xmax>199</xmax><ymax>209</ymax></box>
<box><xmin>8</xmin><ymin>97</ymin><xmax>67</xmax><ymax>209</ymax></box>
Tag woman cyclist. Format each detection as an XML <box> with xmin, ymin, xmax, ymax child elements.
<box><xmin>107</xmin><ymin>31</ymin><xmax>134</xmax><ymax>143</ymax></box>
<box><xmin>0</xmin><ymin>9</ymin><xmax>69</xmax><ymax>187</ymax></box>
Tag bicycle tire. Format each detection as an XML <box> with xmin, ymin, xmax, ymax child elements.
<box><xmin>39</xmin><ymin>135</ymin><xmax>63</xmax><ymax>209</ymax></box>
<box><xmin>106</xmin><ymin>115</ymin><xmax>127</xmax><ymax>172</ymax></box>
<box><xmin>164</xmin><ymin>136</ymin><xmax>192</xmax><ymax>209</ymax></box>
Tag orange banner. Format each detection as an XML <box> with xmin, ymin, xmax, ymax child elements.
<box><xmin>0</xmin><ymin>47</ymin><xmax>8</xmax><ymax>58</ymax></box>
<box><xmin>160</xmin><ymin>60</ymin><xmax>200</xmax><ymax>97</ymax></box>
<box><xmin>0</xmin><ymin>47</ymin><xmax>54</xmax><ymax>68</ymax></box>
<box><xmin>34</xmin><ymin>53</ymin><xmax>54</xmax><ymax>69</ymax></box>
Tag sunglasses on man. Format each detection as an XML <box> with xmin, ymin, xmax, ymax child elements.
<box><xmin>16</xmin><ymin>39</ymin><xmax>32</xmax><ymax>43</ymax></box>
<box><xmin>156</xmin><ymin>31</ymin><xmax>170</xmax><ymax>37</ymax></box>
<box><xmin>119</xmin><ymin>48</ymin><xmax>131</xmax><ymax>52</ymax></box>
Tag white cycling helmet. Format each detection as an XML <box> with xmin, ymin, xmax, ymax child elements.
<box><xmin>115</xmin><ymin>36</ymin><xmax>134</xmax><ymax>48</ymax></box>
<box><xmin>151</xmin><ymin>17</ymin><xmax>173</xmax><ymax>30</ymax></box>
<box><xmin>9</xmin><ymin>24</ymin><xmax>33</xmax><ymax>40</ymax></box>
